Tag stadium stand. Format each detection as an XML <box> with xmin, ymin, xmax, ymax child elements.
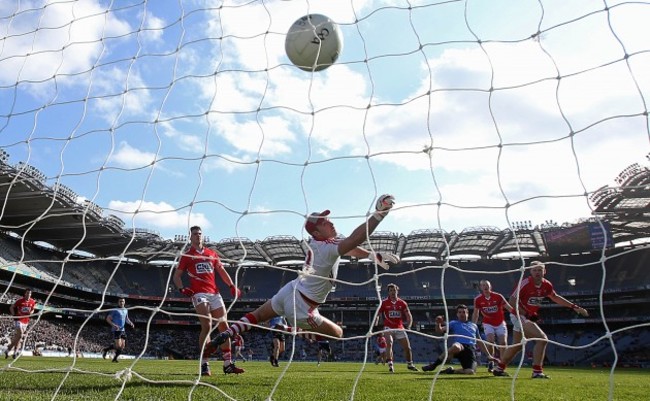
<box><xmin>1</xmin><ymin>158</ymin><xmax>650</xmax><ymax>367</ymax></box>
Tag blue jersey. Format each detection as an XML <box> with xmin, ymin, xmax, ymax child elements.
<box><xmin>448</xmin><ymin>320</ymin><xmax>479</xmax><ymax>346</ymax></box>
<box><xmin>109</xmin><ymin>308</ymin><xmax>129</xmax><ymax>331</ymax></box>
<box><xmin>269</xmin><ymin>316</ymin><xmax>287</xmax><ymax>328</ymax></box>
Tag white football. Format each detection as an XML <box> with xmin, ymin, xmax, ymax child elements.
<box><xmin>285</xmin><ymin>14</ymin><xmax>343</xmax><ymax>72</ymax></box>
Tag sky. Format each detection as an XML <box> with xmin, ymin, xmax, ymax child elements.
<box><xmin>0</xmin><ymin>0</ymin><xmax>649</xmax><ymax>245</ymax></box>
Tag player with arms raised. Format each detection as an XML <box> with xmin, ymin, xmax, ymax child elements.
<box><xmin>472</xmin><ymin>279</ymin><xmax>514</xmax><ymax>371</ymax></box>
<box><xmin>5</xmin><ymin>288</ymin><xmax>36</xmax><ymax>359</ymax></box>
<box><xmin>207</xmin><ymin>195</ymin><xmax>400</xmax><ymax>367</ymax></box>
<box><xmin>173</xmin><ymin>225</ymin><xmax>244</xmax><ymax>376</ymax></box>
<box><xmin>378</xmin><ymin>283</ymin><xmax>418</xmax><ymax>372</ymax></box>
<box><xmin>492</xmin><ymin>261</ymin><xmax>589</xmax><ymax>378</ymax></box>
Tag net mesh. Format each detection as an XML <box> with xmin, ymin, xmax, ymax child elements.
<box><xmin>1</xmin><ymin>1</ymin><xmax>649</xmax><ymax>400</ymax></box>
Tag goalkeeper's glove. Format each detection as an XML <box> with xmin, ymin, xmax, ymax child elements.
<box><xmin>372</xmin><ymin>194</ymin><xmax>395</xmax><ymax>221</ymax></box>
<box><xmin>179</xmin><ymin>287</ymin><xmax>195</xmax><ymax>297</ymax></box>
<box><xmin>369</xmin><ymin>252</ymin><xmax>400</xmax><ymax>270</ymax></box>
<box><xmin>230</xmin><ymin>285</ymin><xmax>242</xmax><ymax>298</ymax></box>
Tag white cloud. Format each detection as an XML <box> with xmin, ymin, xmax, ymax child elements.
<box><xmin>139</xmin><ymin>10</ymin><xmax>165</xmax><ymax>43</ymax></box>
<box><xmin>202</xmin><ymin>153</ymin><xmax>254</xmax><ymax>174</ymax></box>
<box><xmin>160</xmin><ymin>121</ymin><xmax>206</xmax><ymax>154</ymax></box>
<box><xmin>5</xmin><ymin>0</ymin><xmax>649</xmax><ymax>243</ymax></box>
<box><xmin>0</xmin><ymin>0</ymin><xmax>131</xmax><ymax>85</ymax></box>
<box><xmin>190</xmin><ymin>5</ymin><xmax>649</xmax><ymax>239</ymax></box>
<box><xmin>90</xmin><ymin>67</ymin><xmax>154</xmax><ymax>123</ymax></box>
<box><xmin>109</xmin><ymin>141</ymin><xmax>156</xmax><ymax>169</ymax></box>
<box><xmin>107</xmin><ymin>199</ymin><xmax>211</xmax><ymax>232</ymax></box>
<box><xmin>211</xmin><ymin>113</ymin><xmax>296</xmax><ymax>156</ymax></box>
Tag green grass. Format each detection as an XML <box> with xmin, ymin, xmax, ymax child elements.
<box><xmin>1</xmin><ymin>358</ymin><xmax>648</xmax><ymax>401</ymax></box>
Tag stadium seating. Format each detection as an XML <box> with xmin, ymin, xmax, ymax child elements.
<box><xmin>2</xmin><ymin>234</ymin><xmax>650</xmax><ymax>366</ymax></box>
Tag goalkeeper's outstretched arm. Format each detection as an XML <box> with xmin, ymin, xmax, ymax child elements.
<box><xmin>345</xmin><ymin>247</ymin><xmax>400</xmax><ymax>270</ymax></box>
<box><xmin>338</xmin><ymin>194</ymin><xmax>395</xmax><ymax>256</ymax></box>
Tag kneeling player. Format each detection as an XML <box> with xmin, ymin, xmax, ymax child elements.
<box><xmin>422</xmin><ymin>304</ymin><xmax>493</xmax><ymax>375</ymax></box>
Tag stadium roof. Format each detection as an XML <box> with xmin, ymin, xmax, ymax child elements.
<box><xmin>590</xmin><ymin>162</ymin><xmax>650</xmax><ymax>243</ymax></box>
<box><xmin>1</xmin><ymin>155</ymin><xmax>649</xmax><ymax>264</ymax></box>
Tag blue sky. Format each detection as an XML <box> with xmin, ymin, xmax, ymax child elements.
<box><xmin>0</xmin><ymin>0</ymin><xmax>648</xmax><ymax>244</ymax></box>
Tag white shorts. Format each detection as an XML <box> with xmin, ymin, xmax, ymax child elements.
<box><xmin>510</xmin><ymin>314</ymin><xmax>529</xmax><ymax>333</ymax></box>
<box><xmin>378</xmin><ymin>347</ymin><xmax>387</xmax><ymax>354</ymax></box>
<box><xmin>384</xmin><ymin>327</ymin><xmax>408</xmax><ymax>340</ymax></box>
<box><xmin>271</xmin><ymin>282</ymin><xmax>324</xmax><ymax>329</ymax></box>
<box><xmin>483</xmin><ymin>321</ymin><xmax>508</xmax><ymax>338</ymax></box>
<box><xmin>14</xmin><ymin>321</ymin><xmax>28</xmax><ymax>332</ymax></box>
<box><xmin>192</xmin><ymin>292</ymin><xmax>225</xmax><ymax>311</ymax></box>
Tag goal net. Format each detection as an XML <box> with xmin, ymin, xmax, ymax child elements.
<box><xmin>1</xmin><ymin>1</ymin><xmax>649</xmax><ymax>400</ymax></box>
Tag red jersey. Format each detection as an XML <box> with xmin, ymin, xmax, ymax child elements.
<box><xmin>177</xmin><ymin>246</ymin><xmax>221</xmax><ymax>294</ymax></box>
<box><xmin>13</xmin><ymin>297</ymin><xmax>36</xmax><ymax>324</ymax></box>
<box><xmin>379</xmin><ymin>297</ymin><xmax>409</xmax><ymax>329</ymax></box>
<box><xmin>376</xmin><ymin>336</ymin><xmax>387</xmax><ymax>349</ymax></box>
<box><xmin>511</xmin><ymin>277</ymin><xmax>556</xmax><ymax>317</ymax></box>
<box><xmin>473</xmin><ymin>291</ymin><xmax>508</xmax><ymax>326</ymax></box>
<box><xmin>233</xmin><ymin>334</ymin><xmax>243</xmax><ymax>347</ymax></box>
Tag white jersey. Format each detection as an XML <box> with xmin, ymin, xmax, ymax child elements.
<box><xmin>294</xmin><ymin>238</ymin><xmax>341</xmax><ymax>304</ymax></box>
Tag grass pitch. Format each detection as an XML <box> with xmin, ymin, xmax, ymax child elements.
<box><xmin>0</xmin><ymin>357</ymin><xmax>647</xmax><ymax>401</ymax></box>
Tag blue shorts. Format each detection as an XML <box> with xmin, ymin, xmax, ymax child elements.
<box><xmin>112</xmin><ymin>330</ymin><xmax>127</xmax><ymax>340</ymax></box>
